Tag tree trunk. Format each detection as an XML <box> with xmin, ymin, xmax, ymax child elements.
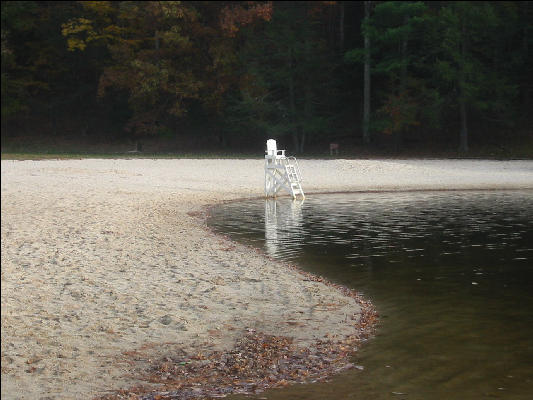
<box><xmin>459</xmin><ymin>97</ymin><xmax>468</xmax><ymax>153</ymax></box>
<box><xmin>396</xmin><ymin>14</ymin><xmax>409</xmax><ymax>153</ymax></box>
<box><xmin>289</xmin><ymin>79</ymin><xmax>298</xmax><ymax>152</ymax></box>
<box><xmin>300</xmin><ymin>41</ymin><xmax>313</xmax><ymax>154</ymax></box>
<box><xmin>299</xmin><ymin>129</ymin><xmax>306</xmax><ymax>153</ymax></box>
<box><xmin>458</xmin><ymin>17</ymin><xmax>469</xmax><ymax>153</ymax></box>
<box><xmin>155</xmin><ymin>31</ymin><xmax>160</xmax><ymax>65</ymax></box>
<box><xmin>363</xmin><ymin>1</ymin><xmax>372</xmax><ymax>144</ymax></box>
<box><xmin>522</xmin><ymin>1</ymin><xmax>531</xmax><ymax>118</ymax></box>
<box><xmin>288</xmin><ymin>47</ymin><xmax>299</xmax><ymax>153</ymax></box>
<box><xmin>339</xmin><ymin>1</ymin><xmax>345</xmax><ymax>52</ymax></box>
<box><xmin>300</xmin><ymin>84</ymin><xmax>311</xmax><ymax>154</ymax></box>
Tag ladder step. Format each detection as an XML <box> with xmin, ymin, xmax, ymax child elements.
<box><xmin>265</xmin><ymin>151</ymin><xmax>304</xmax><ymax>198</ymax></box>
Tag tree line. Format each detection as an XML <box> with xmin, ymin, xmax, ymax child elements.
<box><xmin>2</xmin><ymin>1</ymin><xmax>531</xmax><ymax>154</ymax></box>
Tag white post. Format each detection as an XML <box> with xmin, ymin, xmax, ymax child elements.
<box><xmin>264</xmin><ymin>139</ymin><xmax>303</xmax><ymax>199</ymax></box>
<box><xmin>264</xmin><ymin>139</ymin><xmax>279</xmax><ymax>198</ymax></box>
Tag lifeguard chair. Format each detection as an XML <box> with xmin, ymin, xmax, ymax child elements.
<box><xmin>264</xmin><ymin>139</ymin><xmax>304</xmax><ymax>199</ymax></box>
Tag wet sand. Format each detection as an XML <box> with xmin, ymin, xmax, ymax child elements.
<box><xmin>1</xmin><ymin>158</ymin><xmax>532</xmax><ymax>399</ymax></box>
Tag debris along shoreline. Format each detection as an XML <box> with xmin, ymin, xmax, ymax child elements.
<box><xmin>99</xmin><ymin>293</ymin><xmax>376</xmax><ymax>400</ymax></box>
<box><xmin>97</xmin><ymin>206</ymin><xmax>377</xmax><ymax>400</ymax></box>
<box><xmin>103</xmin><ymin>327</ymin><xmax>374</xmax><ymax>400</ymax></box>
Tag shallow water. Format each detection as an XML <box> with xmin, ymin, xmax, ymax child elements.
<box><xmin>209</xmin><ymin>190</ymin><xmax>533</xmax><ymax>400</ymax></box>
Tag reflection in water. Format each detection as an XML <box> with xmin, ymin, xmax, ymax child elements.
<box><xmin>264</xmin><ymin>198</ymin><xmax>304</xmax><ymax>257</ymax></box>
<box><xmin>209</xmin><ymin>191</ymin><xmax>533</xmax><ymax>400</ymax></box>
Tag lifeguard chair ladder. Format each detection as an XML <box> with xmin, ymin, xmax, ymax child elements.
<box><xmin>264</xmin><ymin>139</ymin><xmax>305</xmax><ymax>199</ymax></box>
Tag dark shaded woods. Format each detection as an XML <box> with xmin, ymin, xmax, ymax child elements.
<box><xmin>2</xmin><ymin>1</ymin><xmax>532</xmax><ymax>156</ymax></box>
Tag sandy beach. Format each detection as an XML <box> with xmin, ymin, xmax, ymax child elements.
<box><xmin>1</xmin><ymin>158</ymin><xmax>532</xmax><ymax>399</ymax></box>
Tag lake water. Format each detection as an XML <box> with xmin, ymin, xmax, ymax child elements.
<box><xmin>208</xmin><ymin>190</ymin><xmax>533</xmax><ymax>400</ymax></box>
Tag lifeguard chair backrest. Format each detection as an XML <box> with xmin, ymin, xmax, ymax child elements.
<box><xmin>266</xmin><ymin>139</ymin><xmax>277</xmax><ymax>156</ymax></box>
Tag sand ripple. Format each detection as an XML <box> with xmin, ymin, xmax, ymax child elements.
<box><xmin>2</xmin><ymin>158</ymin><xmax>532</xmax><ymax>399</ymax></box>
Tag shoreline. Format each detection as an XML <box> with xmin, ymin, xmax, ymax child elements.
<box><xmin>97</xmin><ymin>217</ymin><xmax>378</xmax><ymax>400</ymax></box>
<box><xmin>2</xmin><ymin>158</ymin><xmax>532</xmax><ymax>399</ymax></box>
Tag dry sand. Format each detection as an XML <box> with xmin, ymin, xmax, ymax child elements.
<box><xmin>1</xmin><ymin>158</ymin><xmax>532</xmax><ymax>399</ymax></box>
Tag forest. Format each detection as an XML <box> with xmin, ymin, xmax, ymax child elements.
<box><xmin>1</xmin><ymin>1</ymin><xmax>532</xmax><ymax>157</ymax></box>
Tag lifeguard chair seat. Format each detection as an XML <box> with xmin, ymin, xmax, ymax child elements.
<box><xmin>266</xmin><ymin>139</ymin><xmax>285</xmax><ymax>159</ymax></box>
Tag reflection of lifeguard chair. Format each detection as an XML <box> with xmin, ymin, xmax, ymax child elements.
<box><xmin>264</xmin><ymin>198</ymin><xmax>305</xmax><ymax>256</ymax></box>
<box><xmin>264</xmin><ymin>139</ymin><xmax>304</xmax><ymax>199</ymax></box>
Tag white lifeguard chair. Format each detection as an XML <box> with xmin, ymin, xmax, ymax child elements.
<box><xmin>264</xmin><ymin>139</ymin><xmax>304</xmax><ymax>199</ymax></box>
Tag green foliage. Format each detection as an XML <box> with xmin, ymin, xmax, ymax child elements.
<box><xmin>59</xmin><ymin>1</ymin><xmax>272</xmax><ymax>138</ymax></box>
<box><xmin>224</xmin><ymin>2</ymin><xmax>340</xmax><ymax>152</ymax></box>
<box><xmin>1</xmin><ymin>1</ymin><xmax>38</xmax><ymax>117</ymax></box>
<box><xmin>344</xmin><ymin>48</ymin><xmax>366</xmax><ymax>64</ymax></box>
<box><xmin>433</xmin><ymin>2</ymin><xmax>519</xmax><ymax>123</ymax></box>
<box><xmin>1</xmin><ymin>1</ymin><xmax>531</xmax><ymax>154</ymax></box>
<box><xmin>377</xmin><ymin>78</ymin><xmax>443</xmax><ymax>135</ymax></box>
<box><xmin>351</xmin><ymin>1</ymin><xmax>435</xmax><ymax>137</ymax></box>
<box><xmin>343</xmin><ymin>1</ymin><xmax>528</xmax><ymax>150</ymax></box>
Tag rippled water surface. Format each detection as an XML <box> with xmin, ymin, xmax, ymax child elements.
<box><xmin>209</xmin><ymin>190</ymin><xmax>533</xmax><ymax>400</ymax></box>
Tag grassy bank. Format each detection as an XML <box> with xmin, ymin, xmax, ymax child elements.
<box><xmin>2</xmin><ymin>135</ymin><xmax>532</xmax><ymax>160</ymax></box>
